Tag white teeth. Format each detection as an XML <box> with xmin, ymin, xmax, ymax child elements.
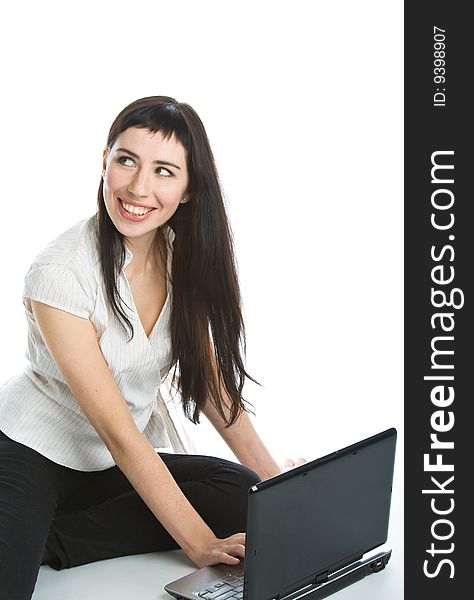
<box><xmin>120</xmin><ymin>200</ymin><xmax>153</xmax><ymax>216</ymax></box>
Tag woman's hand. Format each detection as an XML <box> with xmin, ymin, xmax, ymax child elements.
<box><xmin>281</xmin><ymin>457</ymin><xmax>307</xmax><ymax>473</ymax></box>
<box><xmin>190</xmin><ymin>532</ymin><xmax>246</xmax><ymax>568</ymax></box>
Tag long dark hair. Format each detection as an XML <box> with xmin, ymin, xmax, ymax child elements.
<box><xmin>97</xmin><ymin>95</ymin><xmax>257</xmax><ymax>426</ymax></box>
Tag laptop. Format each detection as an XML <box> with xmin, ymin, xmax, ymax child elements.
<box><xmin>165</xmin><ymin>427</ymin><xmax>397</xmax><ymax>600</ymax></box>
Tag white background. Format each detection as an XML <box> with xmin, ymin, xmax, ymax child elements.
<box><xmin>1</xmin><ymin>1</ymin><xmax>403</xmax><ymax>598</ymax></box>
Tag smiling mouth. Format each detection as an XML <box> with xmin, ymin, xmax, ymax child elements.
<box><xmin>119</xmin><ymin>198</ymin><xmax>156</xmax><ymax>216</ymax></box>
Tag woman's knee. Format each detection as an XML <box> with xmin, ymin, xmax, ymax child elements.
<box><xmin>226</xmin><ymin>461</ymin><xmax>261</xmax><ymax>495</ymax></box>
<box><xmin>203</xmin><ymin>459</ymin><xmax>260</xmax><ymax>536</ymax></box>
<box><xmin>162</xmin><ymin>452</ymin><xmax>261</xmax><ymax>493</ymax></box>
<box><xmin>203</xmin><ymin>456</ymin><xmax>260</xmax><ymax>495</ymax></box>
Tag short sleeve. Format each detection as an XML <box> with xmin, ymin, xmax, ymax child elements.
<box><xmin>22</xmin><ymin>263</ymin><xmax>93</xmax><ymax>319</ymax></box>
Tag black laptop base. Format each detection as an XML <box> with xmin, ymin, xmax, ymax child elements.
<box><xmin>282</xmin><ymin>550</ymin><xmax>392</xmax><ymax>600</ymax></box>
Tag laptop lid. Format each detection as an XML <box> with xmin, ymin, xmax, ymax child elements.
<box><xmin>244</xmin><ymin>427</ymin><xmax>397</xmax><ymax>599</ymax></box>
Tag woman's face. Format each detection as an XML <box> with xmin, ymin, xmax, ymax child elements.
<box><xmin>102</xmin><ymin>126</ymin><xmax>189</xmax><ymax>243</ymax></box>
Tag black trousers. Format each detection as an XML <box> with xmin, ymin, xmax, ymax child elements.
<box><xmin>0</xmin><ymin>429</ymin><xmax>260</xmax><ymax>600</ymax></box>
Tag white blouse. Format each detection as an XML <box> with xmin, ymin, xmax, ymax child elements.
<box><xmin>0</xmin><ymin>216</ymin><xmax>195</xmax><ymax>471</ymax></box>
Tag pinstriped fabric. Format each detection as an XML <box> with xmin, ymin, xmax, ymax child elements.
<box><xmin>0</xmin><ymin>216</ymin><xmax>195</xmax><ymax>471</ymax></box>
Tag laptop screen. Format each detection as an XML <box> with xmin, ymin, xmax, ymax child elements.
<box><xmin>244</xmin><ymin>428</ymin><xmax>396</xmax><ymax>599</ymax></box>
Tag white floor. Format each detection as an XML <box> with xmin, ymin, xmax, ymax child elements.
<box><xmin>34</xmin><ymin>550</ymin><xmax>195</xmax><ymax>600</ymax></box>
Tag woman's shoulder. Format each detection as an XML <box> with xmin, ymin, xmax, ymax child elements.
<box><xmin>28</xmin><ymin>215</ymin><xmax>100</xmax><ymax>273</ymax></box>
<box><xmin>22</xmin><ymin>216</ymin><xmax>101</xmax><ymax>318</ymax></box>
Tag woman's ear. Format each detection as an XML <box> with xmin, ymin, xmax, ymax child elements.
<box><xmin>102</xmin><ymin>148</ymin><xmax>108</xmax><ymax>177</ymax></box>
<box><xmin>180</xmin><ymin>194</ymin><xmax>191</xmax><ymax>204</ymax></box>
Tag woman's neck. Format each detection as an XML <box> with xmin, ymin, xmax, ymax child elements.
<box><xmin>124</xmin><ymin>230</ymin><xmax>161</xmax><ymax>275</ymax></box>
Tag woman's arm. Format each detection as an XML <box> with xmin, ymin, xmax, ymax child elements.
<box><xmin>31</xmin><ymin>300</ymin><xmax>244</xmax><ymax>568</ymax></box>
<box><xmin>202</xmin><ymin>349</ymin><xmax>307</xmax><ymax>479</ymax></box>
<box><xmin>202</xmin><ymin>398</ymin><xmax>281</xmax><ymax>480</ymax></box>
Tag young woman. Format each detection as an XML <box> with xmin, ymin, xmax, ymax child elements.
<box><xmin>0</xmin><ymin>96</ymin><xmax>304</xmax><ymax>599</ymax></box>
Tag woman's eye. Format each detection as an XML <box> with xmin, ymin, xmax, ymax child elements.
<box><xmin>117</xmin><ymin>156</ymin><xmax>135</xmax><ymax>166</ymax></box>
<box><xmin>156</xmin><ymin>166</ymin><xmax>173</xmax><ymax>177</ymax></box>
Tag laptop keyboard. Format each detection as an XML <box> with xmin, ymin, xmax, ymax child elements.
<box><xmin>196</xmin><ymin>573</ymin><xmax>245</xmax><ymax>599</ymax></box>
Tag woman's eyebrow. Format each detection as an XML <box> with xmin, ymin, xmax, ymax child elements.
<box><xmin>115</xmin><ymin>147</ymin><xmax>181</xmax><ymax>170</ymax></box>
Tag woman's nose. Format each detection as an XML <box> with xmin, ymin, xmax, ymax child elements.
<box><xmin>127</xmin><ymin>168</ymin><xmax>151</xmax><ymax>197</ymax></box>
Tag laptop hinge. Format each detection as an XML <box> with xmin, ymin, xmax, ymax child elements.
<box><xmin>279</xmin><ymin>570</ymin><xmax>330</xmax><ymax>599</ymax></box>
<box><xmin>315</xmin><ymin>570</ymin><xmax>329</xmax><ymax>584</ymax></box>
<box><xmin>279</xmin><ymin>555</ymin><xmax>363</xmax><ymax>599</ymax></box>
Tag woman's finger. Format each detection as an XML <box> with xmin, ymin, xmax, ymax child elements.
<box><xmin>224</xmin><ymin>533</ymin><xmax>245</xmax><ymax>545</ymax></box>
<box><xmin>281</xmin><ymin>457</ymin><xmax>308</xmax><ymax>472</ymax></box>
<box><xmin>282</xmin><ymin>459</ymin><xmax>295</xmax><ymax>471</ymax></box>
<box><xmin>218</xmin><ymin>552</ymin><xmax>241</xmax><ymax>565</ymax></box>
<box><xmin>219</xmin><ymin>542</ymin><xmax>245</xmax><ymax>558</ymax></box>
<box><xmin>214</xmin><ymin>543</ymin><xmax>246</xmax><ymax>565</ymax></box>
<box><xmin>227</xmin><ymin>543</ymin><xmax>245</xmax><ymax>557</ymax></box>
